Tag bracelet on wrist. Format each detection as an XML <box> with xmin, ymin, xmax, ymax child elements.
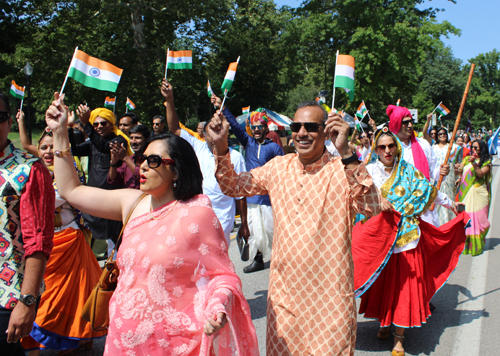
<box><xmin>54</xmin><ymin>146</ymin><xmax>71</xmax><ymax>158</ymax></box>
<box><xmin>110</xmin><ymin>162</ymin><xmax>120</xmax><ymax>167</ymax></box>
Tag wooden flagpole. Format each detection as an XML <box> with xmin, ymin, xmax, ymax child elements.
<box><xmin>431</xmin><ymin>64</ymin><xmax>475</xmax><ymax>211</ymax></box>
<box><xmin>331</xmin><ymin>50</ymin><xmax>339</xmax><ymax>109</ymax></box>
<box><xmin>20</xmin><ymin>87</ymin><xmax>25</xmax><ymax>111</ymax></box>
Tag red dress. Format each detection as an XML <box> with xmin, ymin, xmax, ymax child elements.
<box><xmin>353</xmin><ymin>211</ymin><xmax>469</xmax><ymax>328</ymax></box>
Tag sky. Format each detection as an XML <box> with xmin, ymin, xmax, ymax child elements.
<box><xmin>274</xmin><ymin>0</ymin><xmax>499</xmax><ymax>64</ymax></box>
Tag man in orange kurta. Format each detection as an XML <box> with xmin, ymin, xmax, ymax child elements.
<box><xmin>207</xmin><ymin>101</ymin><xmax>383</xmax><ymax>355</ymax></box>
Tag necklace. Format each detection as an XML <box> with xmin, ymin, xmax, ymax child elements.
<box><xmin>149</xmin><ymin>199</ymin><xmax>178</xmax><ymax>220</ymax></box>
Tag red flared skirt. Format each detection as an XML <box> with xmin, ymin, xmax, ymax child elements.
<box><xmin>353</xmin><ymin>211</ymin><xmax>469</xmax><ymax>328</ymax></box>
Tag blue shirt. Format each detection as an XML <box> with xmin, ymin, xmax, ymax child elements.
<box><xmin>223</xmin><ymin>108</ymin><xmax>284</xmax><ymax>206</ymax></box>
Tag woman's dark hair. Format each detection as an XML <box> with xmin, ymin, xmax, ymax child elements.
<box><xmin>429</xmin><ymin>127</ymin><xmax>437</xmax><ymax>136</ymax></box>
<box><xmin>0</xmin><ymin>92</ymin><xmax>11</xmax><ymax>114</ymax></box>
<box><xmin>148</xmin><ymin>133</ymin><xmax>203</xmax><ymax>201</ymax></box>
<box><xmin>38</xmin><ymin>128</ymin><xmax>53</xmax><ymax>146</ymax></box>
<box><xmin>462</xmin><ymin>133</ymin><xmax>470</xmax><ymax>143</ymax></box>
<box><xmin>472</xmin><ymin>139</ymin><xmax>490</xmax><ymax>167</ymax></box>
<box><xmin>436</xmin><ymin>127</ymin><xmax>449</xmax><ymax>144</ymax></box>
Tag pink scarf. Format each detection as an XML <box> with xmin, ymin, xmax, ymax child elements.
<box><xmin>387</xmin><ymin>105</ymin><xmax>430</xmax><ymax>180</ymax></box>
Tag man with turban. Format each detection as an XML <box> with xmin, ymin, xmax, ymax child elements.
<box><xmin>386</xmin><ymin>104</ymin><xmax>450</xmax><ymax>227</ymax></box>
<box><xmin>69</xmin><ymin>106</ymin><xmax>131</xmax><ymax>258</ymax></box>
<box><xmin>211</xmin><ymin>94</ymin><xmax>284</xmax><ymax>273</ymax></box>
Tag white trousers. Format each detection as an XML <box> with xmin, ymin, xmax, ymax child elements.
<box><xmin>247</xmin><ymin>204</ymin><xmax>274</xmax><ymax>260</ymax></box>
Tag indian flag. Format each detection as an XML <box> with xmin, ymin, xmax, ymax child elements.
<box><xmin>207</xmin><ymin>80</ymin><xmax>213</xmax><ymax>98</ymax></box>
<box><xmin>104</xmin><ymin>96</ymin><xmax>116</xmax><ymax>108</ymax></box>
<box><xmin>126</xmin><ymin>97</ymin><xmax>135</xmax><ymax>110</ymax></box>
<box><xmin>221</xmin><ymin>59</ymin><xmax>239</xmax><ymax>92</ymax></box>
<box><xmin>356</xmin><ymin>101</ymin><xmax>368</xmax><ymax>119</ymax></box>
<box><xmin>68</xmin><ymin>49</ymin><xmax>123</xmax><ymax>92</ymax></box>
<box><xmin>315</xmin><ymin>97</ymin><xmax>338</xmax><ymax>113</ymax></box>
<box><xmin>242</xmin><ymin>106</ymin><xmax>250</xmax><ymax>114</ymax></box>
<box><xmin>167</xmin><ymin>50</ymin><xmax>192</xmax><ymax>69</ymax></box>
<box><xmin>435</xmin><ymin>102</ymin><xmax>450</xmax><ymax>116</ymax></box>
<box><xmin>354</xmin><ymin>117</ymin><xmax>363</xmax><ymax>131</ymax></box>
<box><xmin>334</xmin><ymin>54</ymin><xmax>355</xmax><ymax>101</ymax></box>
<box><xmin>9</xmin><ymin>81</ymin><xmax>25</xmax><ymax>100</ymax></box>
<box><xmin>396</xmin><ymin>99</ymin><xmax>401</xmax><ymax>106</ymax></box>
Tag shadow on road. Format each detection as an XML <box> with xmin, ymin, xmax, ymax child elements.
<box><xmin>484</xmin><ymin>237</ymin><xmax>500</xmax><ymax>251</ymax></box>
<box><xmin>247</xmin><ymin>290</ymin><xmax>268</xmax><ymax>320</ymax></box>
<box><xmin>356</xmin><ymin>283</ymin><xmax>489</xmax><ymax>355</ymax></box>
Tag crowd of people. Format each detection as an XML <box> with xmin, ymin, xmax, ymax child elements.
<box><xmin>0</xmin><ymin>85</ymin><xmax>495</xmax><ymax>356</ymax></box>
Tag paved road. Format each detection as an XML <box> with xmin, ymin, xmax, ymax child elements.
<box><xmin>40</xmin><ymin>158</ymin><xmax>500</xmax><ymax>355</ymax></box>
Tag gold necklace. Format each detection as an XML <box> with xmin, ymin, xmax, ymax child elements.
<box><xmin>149</xmin><ymin>199</ymin><xmax>178</xmax><ymax>220</ymax></box>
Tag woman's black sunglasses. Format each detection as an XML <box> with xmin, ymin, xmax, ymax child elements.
<box><xmin>135</xmin><ymin>154</ymin><xmax>175</xmax><ymax>168</ymax></box>
<box><xmin>290</xmin><ymin>122</ymin><xmax>325</xmax><ymax>133</ymax></box>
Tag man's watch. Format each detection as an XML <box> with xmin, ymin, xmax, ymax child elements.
<box><xmin>341</xmin><ymin>153</ymin><xmax>359</xmax><ymax>166</ymax></box>
<box><xmin>19</xmin><ymin>294</ymin><xmax>37</xmax><ymax>306</ymax></box>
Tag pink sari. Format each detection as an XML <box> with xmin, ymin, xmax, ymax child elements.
<box><xmin>104</xmin><ymin>194</ymin><xmax>259</xmax><ymax>356</ymax></box>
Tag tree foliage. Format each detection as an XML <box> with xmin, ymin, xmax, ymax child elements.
<box><xmin>1</xmin><ymin>0</ymin><xmax>498</xmax><ymax>132</ymax></box>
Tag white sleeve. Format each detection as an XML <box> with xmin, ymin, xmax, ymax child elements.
<box><xmin>422</xmin><ymin>139</ymin><xmax>444</xmax><ymax>182</ymax></box>
<box><xmin>435</xmin><ymin>190</ymin><xmax>452</xmax><ymax>209</ymax></box>
<box><xmin>229</xmin><ymin>149</ymin><xmax>247</xmax><ymax>200</ymax></box>
<box><xmin>180</xmin><ymin>129</ymin><xmax>202</xmax><ymax>151</ymax></box>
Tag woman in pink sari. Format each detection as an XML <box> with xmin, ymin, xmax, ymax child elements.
<box><xmin>45</xmin><ymin>93</ymin><xmax>259</xmax><ymax>356</ymax></box>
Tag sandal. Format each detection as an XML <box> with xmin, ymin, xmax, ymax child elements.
<box><xmin>391</xmin><ymin>332</ymin><xmax>405</xmax><ymax>356</ymax></box>
<box><xmin>377</xmin><ymin>327</ymin><xmax>391</xmax><ymax>339</ymax></box>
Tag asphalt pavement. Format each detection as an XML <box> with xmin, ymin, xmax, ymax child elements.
<box><xmin>38</xmin><ymin>158</ymin><xmax>500</xmax><ymax>356</ymax></box>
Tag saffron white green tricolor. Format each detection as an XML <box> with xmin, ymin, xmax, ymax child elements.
<box><xmin>9</xmin><ymin>81</ymin><xmax>25</xmax><ymax>100</ymax></box>
<box><xmin>126</xmin><ymin>97</ymin><xmax>135</xmax><ymax>110</ymax></box>
<box><xmin>242</xmin><ymin>106</ymin><xmax>250</xmax><ymax>114</ymax></box>
<box><xmin>334</xmin><ymin>54</ymin><xmax>355</xmax><ymax>101</ymax></box>
<box><xmin>221</xmin><ymin>61</ymin><xmax>239</xmax><ymax>92</ymax></box>
<box><xmin>68</xmin><ymin>50</ymin><xmax>123</xmax><ymax>92</ymax></box>
<box><xmin>167</xmin><ymin>50</ymin><xmax>193</xmax><ymax>69</ymax></box>
<box><xmin>207</xmin><ymin>80</ymin><xmax>213</xmax><ymax>98</ymax></box>
<box><xmin>104</xmin><ymin>96</ymin><xmax>116</xmax><ymax>108</ymax></box>
<box><xmin>435</xmin><ymin>102</ymin><xmax>450</xmax><ymax>116</ymax></box>
<box><xmin>354</xmin><ymin>117</ymin><xmax>363</xmax><ymax>132</ymax></box>
<box><xmin>356</xmin><ymin>101</ymin><xmax>368</xmax><ymax>119</ymax></box>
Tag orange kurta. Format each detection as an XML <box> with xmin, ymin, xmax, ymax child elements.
<box><xmin>215</xmin><ymin>150</ymin><xmax>382</xmax><ymax>355</ymax></box>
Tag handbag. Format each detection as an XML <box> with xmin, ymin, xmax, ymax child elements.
<box><xmin>81</xmin><ymin>193</ymin><xmax>147</xmax><ymax>331</ymax></box>
<box><xmin>236</xmin><ymin>232</ymin><xmax>250</xmax><ymax>262</ymax></box>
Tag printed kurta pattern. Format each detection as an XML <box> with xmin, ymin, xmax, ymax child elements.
<box><xmin>215</xmin><ymin>151</ymin><xmax>382</xmax><ymax>355</ymax></box>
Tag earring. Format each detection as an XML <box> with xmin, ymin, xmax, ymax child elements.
<box><xmin>173</xmin><ymin>181</ymin><xmax>177</xmax><ymax>188</ymax></box>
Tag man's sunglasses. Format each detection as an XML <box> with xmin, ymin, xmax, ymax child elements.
<box><xmin>135</xmin><ymin>154</ymin><xmax>175</xmax><ymax>168</ymax></box>
<box><xmin>93</xmin><ymin>121</ymin><xmax>109</xmax><ymax>128</ymax></box>
<box><xmin>290</xmin><ymin>122</ymin><xmax>325</xmax><ymax>133</ymax></box>
<box><xmin>377</xmin><ymin>143</ymin><xmax>397</xmax><ymax>151</ymax></box>
<box><xmin>152</xmin><ymin>123</ymin><xmax>161</xmax><ymax>126</ymax></box>
<box><xmin>0</xmin><ymin>111</ymin><xmax>10</xmax><ymax>123</ymax></box>
<box><xmin>401</xmin><ymin>120</ymin><xmax>412</xmax><ymax>127</ymax></box>
<box><xmin>250</xmin><ymin>125</ymin><xmax>265</xmax><ymax>130</ymax></box>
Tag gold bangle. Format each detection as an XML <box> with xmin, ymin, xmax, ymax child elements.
<box><xmin>54</xmin><ymin>146</ymin><xmax>71</xmax><ymax>158</ymax></box>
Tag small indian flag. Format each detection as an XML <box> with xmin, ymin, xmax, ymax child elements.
<box><xmin>334</xmin><ymin>54</ymin><xmax>355</xmax><ymax>101</ymax></box>
<box><xmin>104</xmin><ymin>96</ymin><xmax>116</xmax><ymax>108</ymax></box>
<box><xmin>356</xmin><ymin>102</ymin><xmax>368</xmax><ymax>119</ymax></box>
<box><xmin>207</xmin><ymin>80</ymin><xmax>213</xmax><ymax>98</ymax></box>
<box><xmin>167</xmin><ymin>50</ymin><xmax>192</xmax><ymax>69</ymax></box>
<box><xmin>9</xmin><ymin>81</ymin><xmax>25</xmax><ymax>100</ymax></box>
<box><xmin>396</xmin><ymin>99</ymin><xmax>401</xmax><ymax>106</ymax></box>
<box><xmin>221</xmin><ymin>59</ymin><xmax>239</xmax><ymax>92</ymax></box>
<box><xmin>435</xmin><ymin>102</ymin><xmax>450</xmax><ymax>116</ymax></box>
<box><xmin>354</xmin><ymin>117</ymin><xmax>363</xmax><ymax>131</ymax></box>
<box><xmin>126</xmin><ymin>97</ymin><xmax>135</xmax><ymax>110</ymax></box>
<box><xmin>68</xmin><ymin>49</ymin><xmax>123</xmax><ymax>92</ymax></box>
<box><xmin>242</xmin><ymin>106</ymin><xmax>250</xmax><ymax>114</ymax></box>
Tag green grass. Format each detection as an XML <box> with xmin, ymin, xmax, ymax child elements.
<box><xmin>8</xmin><ymin>129</ymin><xmax>44</xmax><ymax>149</ymax></box>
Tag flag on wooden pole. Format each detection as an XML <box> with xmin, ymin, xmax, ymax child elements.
<box><xmin>9</xmin><ymin>81</ymin><xmax>25</xmax><ymax>100</ymax></box>
<box><xmin>354</xmin><ymin>117</ymin><xmax>363</xmax><ymax>132</ymax></box>
<box><xmin>207</xmin><ymin>80</ymin><xmax>213</xmax><ymax>98</ymax></box>
<box><xmin>67</xmin><ymin>49</ymin><xmax>123</xmax><ymax>92</ymax></box>
<box><xmin>167</xmin><ymin>50</ymin><xmax>193</xmax><ymax>69</ymax></box>
<box><xmin>333</xmin><ymin>54</ymin><xmax>355</xmax><ymax>102</ymax></box>
<box><xmin>434</xmin><ymin>102</ymin><xmax>450</xmax><ymax>117</ymax></box>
